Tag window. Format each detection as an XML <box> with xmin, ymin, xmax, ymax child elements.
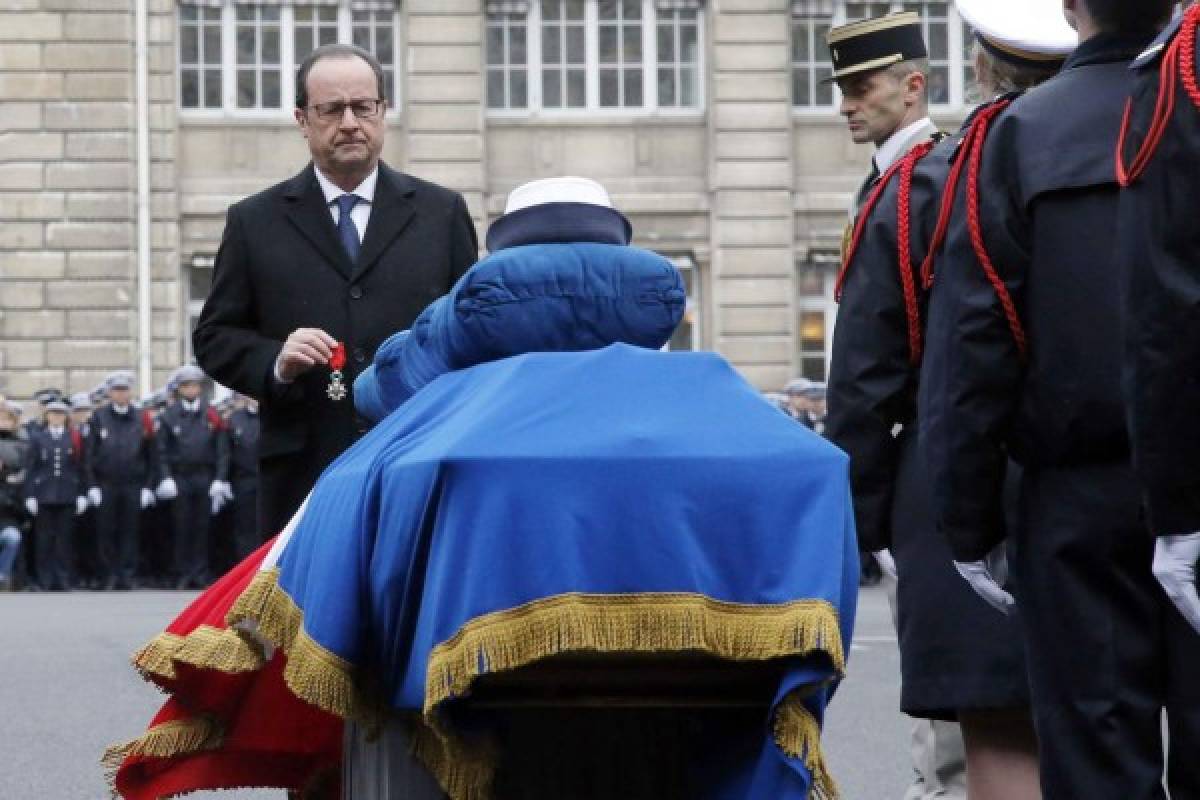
<box><xmin>179</xmin><ymin>5</ymin><xmax>223</xmax><ymax>109</ymax></box>
<box><xmin>795</xmin><ymin>254</ymin><xmax>838</xmax><ymax>381</ymax></box>
<box><xmin>792</xmin><ymin>0</ymin><xmax>970</xmax><ymax>110</ymax></box>
<box><xmin>665</xmin><ymin>255</ymin><xmax>701</xmax><ymax>351</ymax></box>
<box><xmin>485</xmin><ymin>0</ymin><xmax>705</xmax><ymax>113</ymax></box>
<box><xmin>486</xmin><ymin>8</ymin><xmax>529</xmax><ymax>109</ymax></box>
<box><xmin>177</xmin><ymin>1</ymin><xmax>400</xmax><ymax>114</ymax></box>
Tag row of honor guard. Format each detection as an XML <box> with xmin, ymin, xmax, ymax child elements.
<box><xmin>824</xmin><ymin>2</ymin><xmax>1199</xmax><ymax>800</ymax></box>
<box><xmin>3</xmin><ymin>365</ymin><xmax>260</xmax><ymax>591</ymax></box>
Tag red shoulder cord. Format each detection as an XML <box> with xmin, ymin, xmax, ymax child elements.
<box><xmin>919</xmin><ymin>98</ymin><xmax>1013</xmax><ymax>290</ymax></box>
<box><xmin>893</xmin><ymin>139</ymin><xmax>938</xmax><ymax>364</ymax></box>
<box><xmin>1117</xmin><ymin>4</ymin><xmax>1200</xmax><ymax>187</ymax></box>
<box><xmin>963</xmin><ymin>101</ymin><xmax>1028</xmax><ymax>359</ymax></box>
<box><xmin>835</xmin><ymin>156</ymin><xmax>912</xmax><ymax>303</ymax></box>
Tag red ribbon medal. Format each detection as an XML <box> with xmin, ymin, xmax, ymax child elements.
<box><xmin>327</xmin><ymin>342</ymin><xmax>347</xmax><ymax>401</ymax></box>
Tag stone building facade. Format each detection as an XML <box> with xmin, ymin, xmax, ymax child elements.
<box><xmin>0</xmin><ymin>0</ymin><xmax>974</xmax><ymax>400</ymax></box>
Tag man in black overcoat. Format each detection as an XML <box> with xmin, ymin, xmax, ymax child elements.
<box><xmin>193</xmin><ymin>44</ymin><xmax>478</xmax><ymax>538</ymax></box>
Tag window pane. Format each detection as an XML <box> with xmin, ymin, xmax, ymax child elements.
<box><xmin>815</xmin><ymin>69</ymin><xmax>833</xmax><ymax>104</ymax></box>
<box><xmin>375</xmin><ymin>24</ymin><xmax>393</xmax><ymax>63</ymax></box>
<box><xmin>599</xmin><ymin>0</ymin><xmax>617</xmax><ymax>19</ymax></box>
<box><xmin>600</xmin><ymin>67</ymin><xmax>618</xmax><ymax>106</ymax></box>
<box><xmin>567</xmin><ymin>68</ymin><xmax>585</xmax><ymax>106</ymax></box>
<box><xmin>511</xmin><ymin>25</ymin><xmax>526</xmax><ymax>63</ymax></box>
<box><xmin>353</xmin><ymin>25</ymin><xmax>369</xmax><ymax>50</ymax></box>
<box><xmin>487</xmin><ymin>69</ymin><xmax>505</xmax><ymax>107</ymax></box>
<box><xmin>544</xmin><ymin>25</ymin><xmax>561</xmax><ymax>62</ymax></box>
<box><xmin>237</xmin><ymin>27</ymin><xmax>255</xmax><ymax>64</ymax></box>
<box><xmin>599</xmin><ymin>26</ymin><xmax>618</xmax><ymax>61</ymax></box>
<box><xmin>295</xmin><ymin>28</ymin><xmax>314</xmax><ymax>61</ymax></box>
<box><xmin>487</xmin><ymin>26</ymin><xmax>504</xmax><ymax>65</ymax></box>
<box><xmin>567</xmin><ymin>27</ymin><xmax>584</xmax><ymax>63</ymax></box>
<box><xmin>929</xmin><ymin>21</ymin><xmax>947</xmax><ymax>59</ymax></box>
<box><xmin>542</xmin><ymin>0</ymin><xmax>560</xmax><ymax>20</ymax></box>
<box><xmin>261</xmin><ymin>6</ymin><xmax>279</xmax><ymax>22</ymax></box>
<box><xmin>793</xmin><ymin>68</ymin><xmax>810</xmax><ymax>106</ymax></box>
<box><xmin>384</xmin><ymin>70</ymin><xmax>395</xmax><ymax>105</ymax></box>
<box><xmin>237</xmin><ymin>69</ymin><xmax>256</xmax><ymax>107</ymax></box>
<box><xmin>565</xmin><ymin>0</ymin><xmax>584</xmax><ymax>20</ymax></box>
<box><xmin>181</xmin><ymin>69</ymin><xmax>199</xmax><ymax>107</ymax></box>
<box><xmin>181</xmin><ymin>6</ymin><xmax>197</xmax><ymax>22</ymax></box>
<box><xmin>262</xmin><ymin>29</ymin><xmax>280</xmax><ymax>64</ymax></box>
<box><xmin>802</xmin><ymin>357</ymin><xmax>826</xmax><ymax>382</ymax></box>
<box><xmin>681</xmin><ymin>23</ymin><xmax>697</xmax><ymax>63</ymax></box>
<box><xmin>622</xmin><ymin>0</ymin><xmax>641</xmax><ymax>19</ymax></box>
<box><xmin>262</xmin><ymin>70</ymin><xmax>280</xmax><ymax>107</ymax></box>
<box><xmin>204</xmin><ymin>69</ymin><xmax>222</xmax><ymax>107</ymax></box>
<box><xmin>236</xmin><ymin>6</ymin><xmax>252</xmax><ymax>22</ymax></box>
<box><xmin>319</xmin><ymin>25</ymin><xmax>337</xmax><ymax>47</ymax></box>
<box><xmin>512</xmin><ymin>69</ymin><xmax>528</xmax><ymax>107</ymax></box>
<box><xmin>624</xmin><ymin>67</ymin><xmax>642</xmax><ymax>106</ymax></box>
<box><xmin>624</xmin><ymin>26</ymin><xmax>641</xmax><ymax>61</ymax></box>
<box><xmin>657</xmin><ymin>23</ymin><xmax>674</xmax><ymax>62</ymax></box>
<box><xmin>929</xmin><ymin>66</ymin><xmax>949</xmax><ymax>104</ymax></box>
<box><xmin>800</xmin><ymin>311</ymin><xmax>825</xmax><ymax>349</ymax></box>
<box><xmin>680</xmin><ymin>66</ymin><xmax>695</xmax><ymax>106</ymax></box>
<box><xmin>181</xmin><ymin>26</ymin><xmax>198</xmax><ymax>64</ymax></box>
<box><xmin>203</xmin><ymin>25</ymin><xmax>220</xmax><ymax>63</ymax></box>
<box><xmin>658</xmin><ymin>66</ymin><xmax>675</xmax><ymax>106</ymax></box>
<box><xmin>543</xmin><ymin>68</ymin><xmax>561</xmax><ymax>106</ymax></box>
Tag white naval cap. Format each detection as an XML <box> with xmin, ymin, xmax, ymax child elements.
<box><xmin>956</xmin><ymin>0</ymin><xmax>1077</xmax><ymax>63</ymax></box>
<box><xmin>502</xmin><ymin>176</ymin><xmax>616</xmax><ymax>215</ymax></box>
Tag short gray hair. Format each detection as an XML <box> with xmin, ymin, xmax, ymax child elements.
<box><xmin>968</xmin><ymin>42</ymin><xmax>1060</xmax><ymax>102</ymax></box>
<box><xmin>295</xmin><ymin>43</ymin><xmax>386</xmax><ymax>109</ymax></box>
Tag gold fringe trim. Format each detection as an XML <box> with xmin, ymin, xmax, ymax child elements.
<box><xmin>425</xmin><ymin>592</ymin><xmax>845</xmax><ymax>713</ymax></box>
<box><xmin>132</xmin><ymin>625</ymin><xmax>267</xmax><ymax>683</ymax></box>
<box><xmin>409</xmin><ymin>716</ymin><xmax>497</xmax><ymax>800</ymax></box>
<box><xmin>774</xmin><ymin>692</ymin><xmax>839</xmax><ymax>800</ymax></box>
<box><xmin>101</xmin><ymin>715</ymin><xmax>224</xmax><ymax>787</ymax></box>
<box><xmin>226</xmin><ymin>567</ymin><xmax>373</xmax><ymax>725</ymax></box>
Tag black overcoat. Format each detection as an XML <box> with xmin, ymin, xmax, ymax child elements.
<box><xmin>193</xmin><ymin>162</ymin><xmax>479</xmax><ymax>535</ymax></box>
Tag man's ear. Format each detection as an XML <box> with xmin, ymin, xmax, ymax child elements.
<box><xmin>294</xmin><ymin>107</ymin><xmax>309</xmax><ymax>137</ymax></box>
<box><xmin>904</xmin><ymin>70</ymin><xmax>927</xmax><ymax>107</ymax></box>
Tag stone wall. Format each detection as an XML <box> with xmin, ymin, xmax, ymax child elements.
<box><xmin>0</xmin><ymin>0</ymin><xmax>180</xmax><ymax>400</ymax></box>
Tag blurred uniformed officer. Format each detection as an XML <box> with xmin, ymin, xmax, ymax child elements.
<box><xmin>1119</xmin><ymin>5</ymin><xmax>1200</xmax><ymax>640</ymax></box>
<box><xmin>69</xmin><ymin>391</ymin><xmax>101</xmax><ymax>588</ymax></box>
<box><xmin>22</xmin><ymin>399</ymin><xmax>87</xmax><ymax>591</ymax></box>
<box><xmin>155</xmin><ymin>366</ymin><xmax>231</xmax><ymax>589</ymax></box>
<box><xmin>86</xmin><ymin>371</ymin><xmax>158</xmax><ymax>590</ymax></box>
<box><xmin>24</xmin><ymin>388</ymin><xmax>64</xmax><ymax>438</ymax></box>
<box><xmin>825</xmin><ymin>12</ymin><xmax>961</xmax><ymax>800</ymax></box>
<box><xmin>226</xmin><ymin>395</ymin><xmax>261</xmax><ymax>563</ymax></box>
<box><xmin>0</xmin><ymin>400</ymin><xmax>28</xmax><ymax>591</ymax></box>
<box><xmin>919</xmin><ymin>2</ymin><xmax>1196</xmax><ymax>797</ymax></box>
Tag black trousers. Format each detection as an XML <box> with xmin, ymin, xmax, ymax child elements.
<box><xmin>96</xmin><ymin>483</ymin><xmax>141</xmax><ymax>585</ymax></box>
<box><xmin>172</xmin><ymin>486</ymin><xmax>211</xmax><ymax>587</ymax></box>
<box><xmin>1017</xmin><ymin>461</ymin><xmax>1200</xmax><ymax>800</ymax></box>
<box><xmin>232</xmin><ymin>482</ymin><xmax>259</xmax><ymax>563</ymax></box>
<box><xmin>34</xmin><ymin>505</ymin><xmax>75</xmax><ymax>591</ymax></box>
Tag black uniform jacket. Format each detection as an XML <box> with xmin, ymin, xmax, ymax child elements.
<box><xmin>227</xmin><ymin>408</ymin><xmax>260</xmax><ymax>485</ymax></box>
<box><xmin>23</xmin><ymin>426</ymin><xmax>84</xmax><ymax>506</ymax></box>
<box><xmin>919</xmin><ymin>33</ymin><xmax>1154</xmax><ymax>562</ymax></box>
<box><xmin>827</xmin><ymin>108</ymin><xmax>998</xmax><ymax>553</ymax></box>
<box><xmin>1120</xmin><ymin>15</ymin><xmax>1200</xmax><ymax>536</ymax></box>
<box><xmin>85</xmin><ymin>404</ymin><xmax>156</xmax><ymax>489</ymax></box>
<box><xmin>192</xmin><ymin>161</ymin><xmax>478</xmax><ymax>534</ymax></box>
<box><xmin>156</xmin><ymin>401</ymin><xmax>230</xmax><ymax>490</ymax></box>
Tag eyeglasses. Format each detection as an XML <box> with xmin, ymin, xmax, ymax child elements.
<box><xmin>306</xmin><ymin>99</ymin><xmax>385</xmax><ymax>120</ymax></box>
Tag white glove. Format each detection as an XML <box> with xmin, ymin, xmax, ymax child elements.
<box><xmin>873</xmin><ymin>549</ymin><xmax>898</xmax><ymax>581</ymax></box>
<box><xmin>140</xmin><ymin>488</ymin><xmax>156</xmax><ymax>509</ymax></box>
<box><xmin>210</xmin><ymin>494</ymin><xmax>225</xmax><ymax>515</ymax></box>
<box><xmin>88</xmin><ymin>487</ymin><xmax>103</xmax><ymax>507</ymax></box>
<box><xmin>156</xmin><ymin>477</ymin><xmax>178</xmax><ymax>501</ymax></box>
<box><xmin>1153</xmin><ymin>533</ymin><xmax>1200</xmax><ymax>635</ymax></box>
<box><xmin>209</xmin><ymin>481</ymin><xmax>229</xmax><ymax>515</ymax></box>
<box><xmin>24</xmin><ymin>497</ymin><xmax>37</xmax><ymax>516</ymax></box>
<box><xmin>217</xmin><ymin>480</ymin><xmax>234</xmax><ymax>502</ymax></box>
<box><xmin>75</xmin><ymin>496</ymin><xmax>88</xmax><ymax>516</ymax></box>
<box><xmin>954</xmin><ymin>543</ymin><xmax>1014</xmax><ymax>615</ymax></box>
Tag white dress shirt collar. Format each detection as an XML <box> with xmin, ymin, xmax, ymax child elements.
<box><xmin>182</xmin><ymin>398</ymin><xmax>200</xmax><ymax>413</ymax></box>
<box><xmin>48</xmin><ymin>426</ymin><xmax>65</xmax><ymax>438</ymax></box>
<box><xmin>314</xmin><ymin>165</ymin><xmax>378</xmax><ymax>207</ymax></box>
<box><xmin>874</xmin><ymin>116</ymin><xmax>935</xmax><ymax>174</ymax></box>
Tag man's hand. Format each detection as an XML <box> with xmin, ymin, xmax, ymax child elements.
<box><xmin>88</xmin><ymin>487</ymin><xmax>103</xmax><ymax>507</ymax></box>
<box><xmin>1153</xmin><ymin>533</ymin><xmax>1200</xmax><ymax>635</ymax></box>
<box><xmin>955</xmin><ymin>543</ymin><xmax>1014</xmax><ymax>615</ymax></box>
<box><xmin>275</xmin><ymin>328</ymin><xmax>337</xmax><ymax>384</ymax></box>
<box><xmin>156</xmin><ymin>477</ymin><xmax>178</xmax><ymax>501</ymax></box>
<box><xmin>140</xmin><ymin>488</ymin><xmax>156</xmax><ymax>509</ymax></box>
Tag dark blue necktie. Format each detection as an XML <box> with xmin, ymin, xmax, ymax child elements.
<box><xmin>335</xmin><ymin>193</ymin><xmax>361</xmax><ymax>265</ymax></box>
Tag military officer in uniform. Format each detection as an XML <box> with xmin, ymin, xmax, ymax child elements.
<box><xmin>22</xmin><ymin>399</ymin><xmax>88</xmax><ymax>591</ymax></box>
<box><xmin>1119</xmin><ymin>5</ymin><xmax>1200</xmax><ymax>640</ymax></box>
<box><xmin>827</xmin><ymin>3</ymin><xmax>1079</xmax><ymax>797</ymax></box>
<box><xmin>824</xmin><ymin>12</ymin><xmax>963</xmax><ymax>800</ymax></box>
<box><xmin>86</xmin><ymin>371</ymin><xmax>158</xmax><ymax>590</ymax></box>
<box><xmin>919</xmin><ymin>1</ymin><xmax>1198</xmax><ymax>797</ymax></box>
<box><xmin>226</xmin><ymin>395</ymin><xmax>261</xmax><ymax>562</ymax></box>
<box><xmin>155</xmin><ymin>366</ymin><xmax>231</xmax><ymax>589</ymax></box>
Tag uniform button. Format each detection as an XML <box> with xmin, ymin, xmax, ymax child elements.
<box><xmin>349</xmin><ymin>286</ymin><xmax>363</xmax><ymax>299</ymax></box>
<box><xmin>353</xmin><ymin>348</ymin><xmax>366</xmax><ymax>363</ymax></box>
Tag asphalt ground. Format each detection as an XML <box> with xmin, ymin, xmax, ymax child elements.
<box><xmin>0</xmin><ymin>585</ymin><xmax>909</xmax><ymax>799</ymax></box>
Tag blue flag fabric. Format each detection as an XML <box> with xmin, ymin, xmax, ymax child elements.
<box><xmin>257</xmin><ymin>343</ymin><xmax>859</xmax><ymax>799</ymax></box>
